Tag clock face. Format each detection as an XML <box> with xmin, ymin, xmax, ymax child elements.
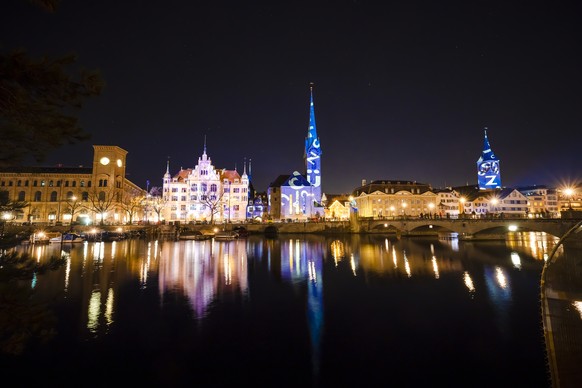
<box><xmin>100</xmin><ymin>157</ymin><xmax>110</xmax><ymax>165</ymax></box>
<box><xmin>117</xmin><ymin>159</ymin><xmax>122</xmax><ymax>167</ymax></box>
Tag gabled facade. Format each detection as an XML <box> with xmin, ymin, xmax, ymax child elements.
<box><xmin>323</xmin><ymin>193</ymin><xmax>351</xmax><ymax>220</ymax></box>
<box><xmin>162</xmin><ymin>144</ymin><xmax>249</xmax><ymax>223</ymax></box>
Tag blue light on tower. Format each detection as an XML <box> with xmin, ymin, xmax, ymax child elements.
<box><xmin>304</xmin><ymin>83</ymin><xmax>322</xmax><ymax>205</ymax></box>
<box><xmin>477</xmin><ymin>127</ymin><xmax>501</xmax><ymax>190</ymax></box>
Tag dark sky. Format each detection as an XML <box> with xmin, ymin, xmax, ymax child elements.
<box><xmin>2</xmin><ymin>0</ymin><xmax>581</xmax><ymax>194</ymax></box>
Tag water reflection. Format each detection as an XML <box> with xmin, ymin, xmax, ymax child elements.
<box><xmin>5</xmin><ymin>230</ymin><xmax>572</xmax><ymax>386</ymax></box>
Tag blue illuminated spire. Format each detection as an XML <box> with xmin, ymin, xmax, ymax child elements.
<box><xmin>478</xmin><ymin>127</ymin><xmax>498</xmax><ymax>163</ymax></box>
<box><xmin>305</xmin><ymin>84</ymin><xmax>318</xmax><ymax>153</ymax></box>
<box><xmin>477</xmin><ymin>127</ymin><xmax>501</xmax><ymax>189</ymax></box>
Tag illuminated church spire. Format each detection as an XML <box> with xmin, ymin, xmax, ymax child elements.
<box><xmin>477</xmin><ymin>127</ymin><xmax>501</xmax><ymax>189</ymax></box>
<box><xmin>304</xmin><ymin>83</ymin><xmax>322</xmax><ymax>204</ymax></box>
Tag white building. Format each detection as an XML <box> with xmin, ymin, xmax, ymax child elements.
<box><xmin>162</xmin><ymin>145</ymin><xmax>249</xmax><ymax>223</ymax></box>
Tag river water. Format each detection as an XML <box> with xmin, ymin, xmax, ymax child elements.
<box><xmin>1</xmin><ymin>232</ymin><xmax>565</xmax><ymax>387</ymax></box>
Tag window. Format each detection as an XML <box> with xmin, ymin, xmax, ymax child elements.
<box><xmin>33</xmin><ymin>180</ymin><xmax>38</xmax><ymax>187</ymax></box>
<box><xmin>82</xmin><ymin>191</ymin><xmax>89</xmax><ymax>201</ymax></box>
<box><xmin>56</xmin><ymin>180</ymin><xmax>62</xmax><ymax>187</ymax></box>
<box><xmin>191</xmin><ymin>184</ymin><xmax>198</xmax><ymax>191</ymax></box>
<box><xmin>80</xmin><ymin>180</ymin><xmax>85</xmax><ymax>187</ymax></box>
<box><xmin>34</xmin><ymin>191</ymin><xmax>42</xmax><ymax>201</ymax></box>
<box><xmin>25</xmin><ymin>180</ymin><xmax>29</xmax><ymax>187</ymax></box>
<box><xmin>201</xmin><ymin>183</ymin><xmax>207</xmax><ymax>192</ymax></box>
<box><xmin>98</xmin><ymin>191</ymin><xmax>106</xmax><ymax>201</ymax></box>
<box><xmin>210</xmin><ymin>184</ymin><xmax>217</xmax><ymax>192</ymax></box>
<box><xmin>65</xmin><ymin>181</ymin><xmax>69</xmax><ymax>187</ymax></box>
<box><xmin>49</xmin><ymin>180</ymin><xmax>54</xmax><ymax>187</ymax></box>
<box><xmin>67</xmin><ymin>191</ymin><xmax>74</xmax><ymax>199</ymax></box>
<box><xmin>18</xmin><ymin>191</ymin><xmax>25</xmax><ymax>201</ymax></box>
<box><xmin>72</xmin><ymin>181</ymin><xmax>77</xmax><ymax>187</ymax></box>
<box><xmin>50</xmin><ymin>191</ymin><xmax>58</xmax><ymax>202</ymax></box>
<box><xmin>41</xmin><ymin>180</ymin><xmax>46</xmax><ymax>187</ymax></box>
<box><xmin>17</xmin><ymin>180</ymin><xmax>22</xmax><ymax>187</ymax></box>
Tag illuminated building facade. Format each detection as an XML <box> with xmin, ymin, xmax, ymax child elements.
<box><xmin>162</xmin><ymin>144</ymin><xmax>249</xmax><ymax>223</ymax></box>
<box><xmin>477</xmin><ymin>128</ymin><xmax>502</xmax><ymax>190</ymax></box>
<box><xmin>351</xmin><ymin>180</ymin><xmax>438</xmax><ymax>218</ymax></box>
<box><xmin>0</xmin><ymin>145</ymin><xmax>145</xmax><ymax>225</ymax></box>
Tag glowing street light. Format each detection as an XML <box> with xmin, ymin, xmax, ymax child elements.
<box><xmin>564</xmin><ymin>188</ymin><xmax>574</xmax><ymax>209</ymax></box>
<box><xmin>490</xmin><ymin>198</ymin><xmax>499</xmax><ymax>218</ymax></box>
<box><xmin>459</xmin><ymin>197</ymin><xmax>466</xmax><ymax>218</ymax></box>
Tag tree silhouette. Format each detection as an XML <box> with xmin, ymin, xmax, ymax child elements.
<box><xmin>1</xmin><ymin>1</ymin><xmax>103</xmax><ymax>167</ymax></box>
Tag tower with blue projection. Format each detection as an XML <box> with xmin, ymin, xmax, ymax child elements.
<box><xmin>304</xmin><ymin>83</ymin><xmax>322</xmax><ymax>205</ymax></box>
<box><xmin>477</xmin><ymin>127</ymin><xmax>501</xmax><ymax>190</ymax></box>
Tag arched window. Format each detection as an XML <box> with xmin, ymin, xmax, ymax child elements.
<box><xmin>18</xmin><ymin>191</ymin><xmax>25</xmax><ymax>201</ymax></box>
<box><xmin>210</xmin><ymin>184</ymin><xmax>217</xmax><ymax>192</ymax></box>
<box><xmin>67</xmin><ymin>191</ymin><xmax>74</xmax><ymax>199</ymax></box>
<box><xmin>34</xmin><ymin>191</ymin><xmax>42</xmax><ymax>201</ymax></box>
<box><xmin>82</xmin><ymin>191</ymin><xmax>89</xmax><ymax>201</ymax></box>
<box><xmin>98</xmin><ymin>191</ymin><xmax>105</xmax><ymax>201</ymax></box>
<box><xmin>201</xmin><ymin>183</ymin><xmax>207</xmax><ymax>192</ymax></box>
<box><xmin>50</xmin><ymin>191</ymin><xmax>58</xmax><ymax>202</ymax></box>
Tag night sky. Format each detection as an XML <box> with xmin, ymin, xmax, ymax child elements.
<box><xmin>2</xmin><ymin>0</ymin><xmax>581</xmax><ymax>194</ymax></box>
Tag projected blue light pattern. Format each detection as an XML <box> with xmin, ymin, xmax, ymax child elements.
<box><xmin>280</xmin><ymin>171</ymin><xmax>318</xmax><ymax>218</ymax></box>
<box><xmin>304</xmin><ymin>85</ymin><xmax>322</xmax><ymax>204</ymax></box>
<box><xmin>477</xmin><ymin>127</ymin><xmax>501</xmax><ymax>189</ymax></box>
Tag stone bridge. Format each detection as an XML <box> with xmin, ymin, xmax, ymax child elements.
<box><xmin>359</xmin><ymin>218</ymin><xmax>582</xmax><ymax>240</ymax></box>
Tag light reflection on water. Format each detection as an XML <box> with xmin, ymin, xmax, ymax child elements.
<box><xmin>4</xmin><ymin>231</ymin><xmax>566</xmax><ymax>386</ymax></box>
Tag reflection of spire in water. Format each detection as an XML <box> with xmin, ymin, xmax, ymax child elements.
<box><xmin>279</xmin><ymin>238</ymin><xmax>325</xmax><ymax>380</ymax></box>
<box><xmin>307</xmin><ymin>247</ymin><xmax>324</xmax><ymax>380</ymax></box>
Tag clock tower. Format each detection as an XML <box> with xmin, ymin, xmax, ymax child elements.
<box><xmin>92</xmin><ymin>145</ymin><xmax>128</xmax><ymax>190</ymax></box>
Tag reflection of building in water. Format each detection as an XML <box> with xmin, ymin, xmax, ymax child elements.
<box><xmin>356</xmin><ymin>237</ymin><xmax>464</xmax><ymax>277</ymax></box>
<box><xmin>158</xmin><ymin>240</ymin><xmax>248</xmax><ymax>319</ymax></box>
<box><xmin>279</xmin><ymin>237</ymin><xmax>325</xmax><ymax>378</ymax></box>
<box><xmin>505</xmin><ymin>231</ymin><xmax>561</xmax><ymax>261</ymax></box>
<box><xmin>484</xmin><ymin>265</ymin><xmax>512</xmax><ymax>336</ymax></box>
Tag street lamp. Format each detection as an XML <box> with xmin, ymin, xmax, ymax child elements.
<box><xmin>564</xmin><ymin>188</ymin><xmax>574</xmax><ymax>209</ymax></box>
<box><xmin>459</xmin><ymin>197</ymin><xmax>466</xmax><ymax>219</ymax></box>
<box><xmin>428</xmin><ymin>202</ymin><xmax>435</xmax><ymax>218</ymax></box>
<box><xmin>490</xmin><ymin>198</ymin><xmax>498</xmax><ymax>218</ymax></box>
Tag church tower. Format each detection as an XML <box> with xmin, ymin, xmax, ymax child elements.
<box><xmin>477</xmin><ymin>127</ymin><xmax>501</xmax><ymax>190</ymax></box>
<box><xmin>304</xmin><ymin>83</ymin><xmax>322</xmax><ymax>205</ymax></box>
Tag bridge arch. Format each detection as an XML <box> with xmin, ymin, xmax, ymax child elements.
<box><xmin>364</xmin><ymin>219</ymin><xmax>579</xmax><ymax>239</ymax></box>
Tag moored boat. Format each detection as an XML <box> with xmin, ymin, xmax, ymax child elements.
<box><xmin>49</xmin><ymin>232</ymin><xmax>86</xmax><ymax>243</ymax></box>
